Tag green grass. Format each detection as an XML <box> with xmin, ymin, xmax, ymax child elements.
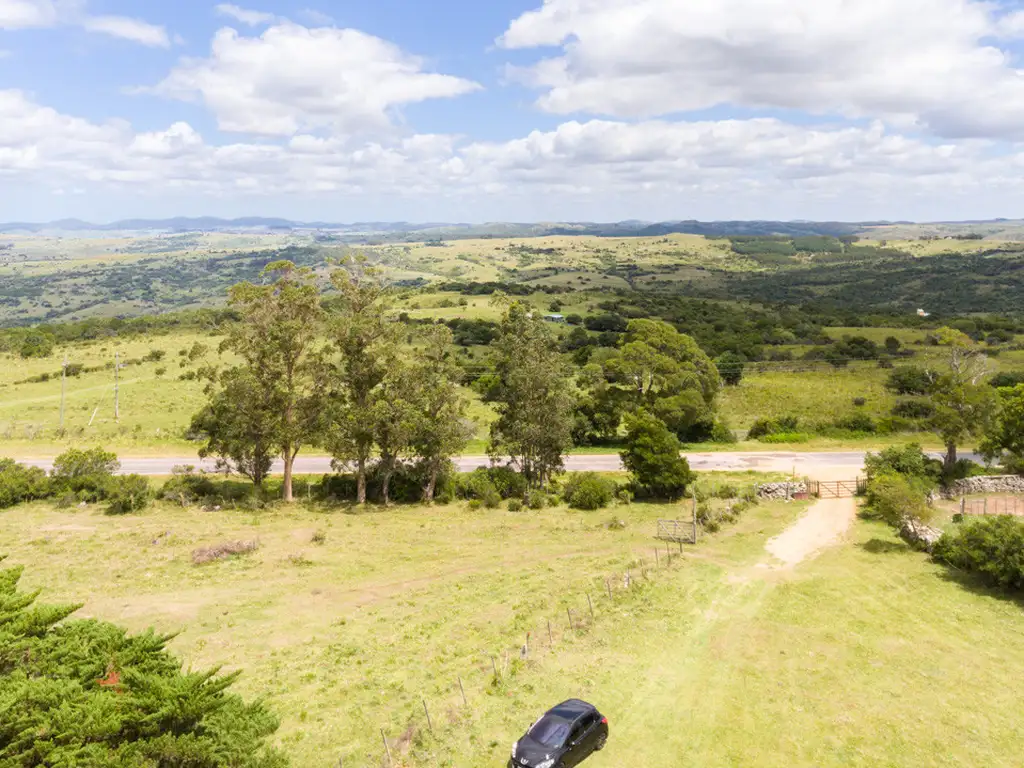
<box><xmin>4</xmin><ymin>491</ymin><xmax>1024</xmax><ymax>766</ymax></box>
<box><xmin>721</xmin><ymin>367</ymin><xmax>896</xmax><ymax>430</ymax></box>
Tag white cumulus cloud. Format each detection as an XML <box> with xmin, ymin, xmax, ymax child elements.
<box><xmin>151</xmin><ymin>22</ymin><xmax>482</xmax><ymax>137</ymax></box>
<box><xmin>499</xmin><ymin>0</ymin><xmax>1024</xmax><ymax>140</ymax></box>
<box><xmin>4</xmin><ymin>86</ymin><xmax>1024</xmax><ymax>221</ymax></box>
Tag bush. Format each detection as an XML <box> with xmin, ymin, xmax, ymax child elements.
<box><xmin>620</xmin><ymin>411</ymin><xmax>695</xmax><ymax>500</ymax></box>
<box><xmin>526</xmin><ymin>492</ymin><xmax>548</xmax><ymax>510</ymax></box>
<box><xmin>747</xmin><ymin>415</ymin><xmax>799</xmax><ymax>440</ymax></box>
<box><xmin>0</xmin><ymin>459</ymin><xmax>51</xmax><ymax>508</ymax></box>
<box><xmin>105</xmin><ymin>474</ymin><xmax>152</xmax><ymax>515</ymax></box>
<box><xmin>876</xmin><ymin>416</ymin><xmax>917</xmax><ymax>435</ymax></box>
<box><xmin>50</xmin><ymin>447</ymin><xmax>120</xmax><ymax>502</ymax></box>
<box><xmin>563</xmin><ymin>472</ymin><xmax>616</xmax><ymax>510</ymax></box>
<box><xmin>467</xmin><ymin>499</ymin><xmax>483</xmax><ymax>511</ymax></box>
<box><xmin>863</xmin><ymin>473</ymin><xmax>933</xmax><ymax>526</ymax></box>
<box><xmin>457</xmin><ymin>466</ymin><xmax>527</xmax><ymax>502</ymax></box>
<box><xmin>833</xmin><ymin>413</ymin><xmax>876</xmax><ymax>433</ymax></box>
<box><xmin>507</xmin><ymin>498</ymin><xmax>524</xmax><ymax>512</ymax></box>
<box><xmin>990</xmin><ymin>371</ymin><xmax>1024</xmax><ymax>389</ymax></box>
<box><xmin>852</xmin><ymin>397</ymin><xmax>867</xmax><ymax>407</ymax></box>
<box><xmin>716</xmin><ymin>352</ymin><xmax>745</xmax><ymax>386</ymax></box>
<box><xmin>865</xmin><ymin>443</ymin><xmax>940</xmax><ymax>482</ymax></box>
<box><xmin>714</xmin><ymin>484</ymin><xmax>739</xmax><ymax>499</ymax></box>
<box><xmin>161</xmin><ymin>465</ymin><xmax>217</xmax><ymax>506</ymax></box>
<box><xmin>892</xmin><ymin>399</ymin><xmax>935</xmax><ymax>419</ymax></box>
<box><xmin>934</xmin><ymin>516</ymin><xmax>1024</xmax><ymax>591</ymax></box>
<box><xmin>886</xmin><ymin>366</ymin><xmax>933</xmax><ymax>395</ymax></box>
<box><xmin>0</xmin><ymin>558</ymin><xmax>285</xmax><ymax>765</ymax></box>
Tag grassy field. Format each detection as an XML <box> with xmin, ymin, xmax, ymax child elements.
<box><xmin>4</xmin><ymin>323</ymin><xmax>1020</xmax><ymax>455</ymax></box>
<box><xmin>4</xmin><ymin>489</ymin><xmax>1024</xmax><ymax>767</ymax></box>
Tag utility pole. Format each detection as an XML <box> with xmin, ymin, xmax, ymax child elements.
<box><xmin>59</xmin><ymin>353</ymin><xmax>67</xmax><ymax>431</ymax></box>
<box><xmin>114</xmin><ymin>351</ymin><xmax>120</xmax><ymax>423</ymax></box>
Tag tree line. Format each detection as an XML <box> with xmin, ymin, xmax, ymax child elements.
<box><xmin>186</xmin><ymin>258</ymin><xmax>713</xmax><ymax>503</ymax></box>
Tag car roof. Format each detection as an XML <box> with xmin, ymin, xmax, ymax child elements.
<box><xmin>547</xmin><ymin>699</ymin><xmax>597</xmax><ymax>720</ymax></box>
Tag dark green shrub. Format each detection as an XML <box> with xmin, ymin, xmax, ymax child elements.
<box><xmin>563</xmin><ymin>472</ymin><xmax>616</xmax><ymax>510</ymax></box>
<box><xmin>715</xmin><ymin>352</ymin><xmax>745</xmax><ymax>386</ymax></box>
<box><xmin>863</xmin><ymin>473</ymin><xmax>933</xmax><ymax>526</ymax></box>
<box><xmin>709</xmin><ymin>419</ymin><xmax>738</xmax><ymax>444</ymax></box>
<box><xmin>457</xmin><ymin>467</ymin><xmax>527</xmax><ymax>501</ymax></box>
<box><xmin>481</xmin><ymin>486</ymin><xmax>502</xmax><ymax>508</ymax></box>
<box><xmin>747</xmin><ymin>415</ymin><xmax>799</xmax><ymax>440</ymax></box>
<box><xmin>50</xmin><ymin>447</ymin><xmax>120</xmax><ymax>502</ymax></box>
<box><xmin>526</xmin><ymin>492</ymin><xmax>548</xmax><ymax>510</ymax></box>
<box><xmin>161</xmin><ymin>465</ymin><xmax>217</xmax><ymax>506</ymax></box>
<box><xmin>892</xmin><ymin>399</ymin><xmax>935</xmax><ymax>419</ymax></box>
<box><xmin>886</xmin><ymin>366</ymin><xmax>933</xmax><ymax>395</ymax></box>
<box><xmin>105</xmin><ymin>474</ymin><xmax>152</xmax><ymax>515</ymax></box>
<box><xmin>852</xmin><ymin>397</ymin><xmax>867</xmax><ymax>407</ymax></box>
<box><xmin>0</xmin><ymin>557</ymin><xmax>286</xmax><ymax>765</ymax></box>
<box><xmin>0</xmin><ymin>459</ymin><xmax>51</xmax><ymax>508</ymax></box>
<box><xmin>507</xmin><ymin>498</ymin><xmax>524</xmax><ymax>512</ymax></box>
<box><xmin>467</xmin><ymin>499</ymin><xmax>483</xmax><ymax>511</ymax></box>
<box><xmin>714</xmin><ymin>484</ymin><xmax>739</xmax><ymax>499</ymax></box>
<box><xmin>834</xmin><ymin>413</ymin><xmax>876</xmax><ymax>433</ymax></box>
<box><xmin>865</xmin><ymin>443</ymin><xmax>940</xmax><ymax>482</ymax></box>
<box><xmin>990</xmin><ymin>371</ymin><xmax>1024</xmax><ymax>389</ymax></box>
<box><xmin>934</xmin><ymin>516</ymin><xmax>1024</xmax><ymax>591</ymax></box>
<box><xmin>876</xmin><ymin>416</ymin><xmax>917</xmax><ymax>435</ymax></box>
<box><xmin>620</xmin><ymin>411</ymin><xmax>695</xmax><ymax>500</ymax></box>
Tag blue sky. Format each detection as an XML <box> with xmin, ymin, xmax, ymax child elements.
<box><xmin>4</xmin><ymin>0</ymin><xmax>1024</xmax><ymax>222</ymax></box>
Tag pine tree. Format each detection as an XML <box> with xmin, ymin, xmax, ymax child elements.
<box><xmin>0</xmin><ymin>557</ymin><xmax>286</xmax><ymax>767</ymax></box>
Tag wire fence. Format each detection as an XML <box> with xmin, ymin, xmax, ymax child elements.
<box><xmin>962</xmin><ymin>497</ymin><xmax>1024</xmax><ymax>517</ymax></box>
<box><xmin>348</xmin><ymin>542</ymin><xmax>687</xmax><ymax>767</ymax></box>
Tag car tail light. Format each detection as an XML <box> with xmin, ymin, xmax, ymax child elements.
<box><xmin>601</xmin><ymin>717</ymin><xmax>608</xmax><ymax>725</ymax></box>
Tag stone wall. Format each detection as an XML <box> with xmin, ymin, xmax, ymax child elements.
<box><xmin>757</xmin><ymin>482</ymin><xmax>807</xmax><ymax>500</ymax></box>
<box><xmin>944</xmin><ymin>475</ymin><xmax>1024</xmax><ymax>498</ymax></box>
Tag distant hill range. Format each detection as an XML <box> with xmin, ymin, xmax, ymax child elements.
<box><xmin>2</xmin><ymin>216</ymin><xmax>1022</xmax><ymax>242</ymax></box>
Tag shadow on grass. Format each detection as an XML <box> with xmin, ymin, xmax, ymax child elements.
<box><xmin>859</xmin><ymin>538</ymin><xmax>913</xmax><ymax>555</ymax></box>
<box><xmin>934</xmin><ymin>567</ymin><xmax>1024</xmax><ymax>610</ymax></box>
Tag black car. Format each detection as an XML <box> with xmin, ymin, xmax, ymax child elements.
<box><xmin>508</xmin><ymin>699</ymin><xmax>608</xmax><ymax>768</ymax></box>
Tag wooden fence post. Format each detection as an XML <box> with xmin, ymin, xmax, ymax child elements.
<box><xmin>655</xmin><ymin>548</ymin><xmax>660</xmax><ymax>567</ymax></box>
<box><xmin>423</xmin><ymin>698</ymin><xmax>433</xmax><ymax>732</ymax></box>
<box><xmin>547</xmin><ymin>619</ymin><xmax>553</xmax><ymax>645</ymax></box>
<box><xmin>491</xmin><ymin>656</ymin><xmax>498</xmax><ymax>678</ymax></box>
<box><xmin>458</xmin><ymin>676</ymin><xmax>467</xmax><ymax>706</ymax></box>
<box><xmin>692</xmin><ymin>495</ymin><xmax>698</xmax><ymax>544</ymax></box>
<box><xmin>587</xmin><ymin>593</ymin><xmax>594</xmax><ymax>620</ymax></box>
<box><xmin>567</xmin><ymin>606</ymin><xmax>574</xmax><ymax>633</ymax></box>
<box><xmin>381</xmin><ymin>729</ymin><xmax>392</xmax><ymax>767</ymax></box>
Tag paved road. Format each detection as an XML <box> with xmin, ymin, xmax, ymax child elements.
<box><xmin>16</xmin><ymin>450</ymin><xmax>978</xmax><ymax>478</ymax></box>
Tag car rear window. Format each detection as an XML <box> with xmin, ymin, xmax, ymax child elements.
<box><xmin>528</xmin><ymin>715</ymin><xmax>571</xmax><ymax>748</ymax></box>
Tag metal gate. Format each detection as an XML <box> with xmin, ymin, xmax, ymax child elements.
<box><xmin>657</xmin><ymin>519</ymin><xmax>697</xmax><ymax>545</ymax></box>
<box><xmin>809</xmin><ymin>479</ymin><xmax>864</xmax><ymax>499</ymax></box>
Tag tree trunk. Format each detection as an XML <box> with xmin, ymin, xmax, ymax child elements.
<box><xmin>282</xmin><ymin>449</ymin><xmax>295</xmax><ymax>503</ymax></box>
<box><xmin>356</xmin><ymin>456</ymin><xmax>367</xmax><ymax>504</ymax></box>
<box><xmin>382</xmin><ymin>472</ymin><xmax>393</xmax><ymax>505</ymax></box>
<box><xmin>423</xmin><ymin>465</ymin><xmax>438</xmax><ymax>503</ymax></box>
<box><xmin>944</xmin><ymin>442</ymin><xmax>958</xmax><ymax>474</ymax></box>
